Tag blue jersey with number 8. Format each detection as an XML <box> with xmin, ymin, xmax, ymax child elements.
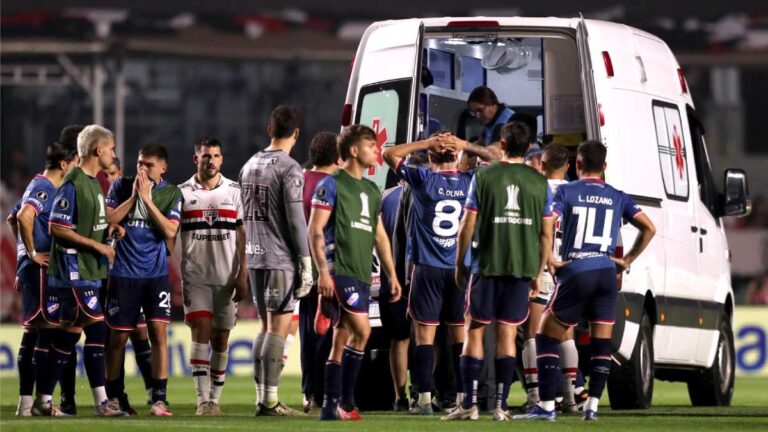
<box><xmin>552</xmin><ymin>177</ymin><xmax>642</xmax><ymax>280</ymax></box>
<box><xmin>395</xmin><ymin>159</ymin><xmax>474</xmax><ymax>269</ymax></box>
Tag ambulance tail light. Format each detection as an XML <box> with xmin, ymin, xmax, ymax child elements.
<box><xmin>447</xmin><ymin>20</ymin><xmax>500</xmax><ymax>28</ymax></box>
<box><xmin>602</xmin><ymin>51</ymin><xmax>614</xmax><ymax>77</ymax></box>
<box><xmin>677</xmin><ymin>68</ymin><xmax>688</xmax><ymax>94</ymax></box>
<box><xmin>341</xmin><ymin>103</ymin><xmax>352</xmax><ymax>127</ymax></box>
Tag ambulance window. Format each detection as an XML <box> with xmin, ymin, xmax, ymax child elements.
<box><xmin>652</xmin><ymin>101</ymin><xmax>690</xmax><ymax>201</ymax></box>
<box><xmin>356</xmin><ymin>79</ymin><xmax>411</xmax><ymax>147</ymax></box>
<box><xmin>687</xmin><ymin>109</ymin><xmax>719</xmax><ymax>218</ymax></box>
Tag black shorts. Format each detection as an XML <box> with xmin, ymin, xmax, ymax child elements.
<box><xmin>105</xmin><ymin>276</ymin><xmax>172</xmax><ymax>331</ymax></box>
<box><xmin>467</xmin><ymin>275</ymin><xmax>531</xmax><ymax>325</ymax></box>
<box><xmin>408</xmin><ymin>264</ymin><xmax>465</xmax><ymax>327</ymax></box>
<box><xmin>19</xmin><ymin>264</ymin><xmax>60</xmax><ymax>326</ymax></box>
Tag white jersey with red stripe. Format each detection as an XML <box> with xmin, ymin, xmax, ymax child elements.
<box><xmin>179</xmin><ymin>174</ymin><xmax>244</xmax><ymax>286</ymax></box>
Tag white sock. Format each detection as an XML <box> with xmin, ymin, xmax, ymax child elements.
<box><xmin>209</xmin><ymin>350</ymin><xmax>229</xmax><ymax>403</ymax></box>
<box><xmin>253</xmin><ymin>333</ymin><xmax>266</xmax><ymax>405</ymax></box>
<box><xmin>538</xmin><ymin>400</ymin><xmax>556</xmax><ymax>411</ymax></box>
<box><xmin>522</xmin><ymin>338</ymin><xmax>539</xmax><ymax>403</ymax></box>
<box><xmin>191</xmin><ymin>342</ymin><xmax>210</xmax><ymax>405</ymax></box>
<box><xmin>418</xmin><ymin>392</ymin><xmax>431</xmax><ymax>407</ymax></box>
<box><xmin>92</xmin><ymin>386</ymin><xmax>108</xmax><ymax>406</ymax></box>
<box><xmin>585</xmin><ymin>396</ymin><xmax>600</xmax><ymax>412</ymax></box>
<box><xmin>37</xmin><ymin>394</ymin><xmax>53</xmax><ymax>404</ymax></box>
<box><xmin>559</xmin><ymin>339</ymin><xmax>578</xmax><ymax>406</ymax></box>
<box><xmin>19</xmin><ymin>395</ymin><xmax>33</xmax><ymax>410</ymax></box>
<box><xmin>455</xmin><ymin>393</ymin><xmax>465</xmax><ymax>407</ymax></box>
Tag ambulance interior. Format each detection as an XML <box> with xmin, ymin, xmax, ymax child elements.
<box><xmin>418</xmin><ymin>34</ymin><xmax>588</xmax><ymax>152</ymax></box>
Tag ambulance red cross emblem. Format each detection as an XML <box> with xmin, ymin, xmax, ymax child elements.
<box><xmin>369</xmin><ymin>118</ymin><xmax>389</xmax><ymax>176</ymax></box>
<box><xmin>672</xmin><ymin>125</ymin><xmax>685</xmax><ymax>179</ymax></box>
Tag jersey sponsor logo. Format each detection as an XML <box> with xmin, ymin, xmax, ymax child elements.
<box><xmin>36</xmin><ymin>191</ymin><xmax>49</xmax><ymax>201</ymax></box>
<box><xmin>127</xmin><ymin>219</ymin><xmax>155</xmax><ymax>229</ymax></box>
<box><xmin>245</xmin><ymin>241</ymin><xmax>266</xmax><ymax>255</ymax></box>
<box><xmin>203</xmin><ymin>210</ymin><xmax>218</xmax><ymax>225</ymax></box>
<box><xmin>505</xmin><ymin>184</ymin><xmax>520</xmax><ymax>211</ymax></box>
<box><xmin>70</xmin><ymin>271</ymin><xmax>79</xmax><ymax>281</ymax></box>
<box><xmin>58</xmin><ymin>198</ymin><xmax>70</xmax><ymax>210</ymax></box>
<box><xmin>51</xmin><ymin>212</ymin><xmax>71</xmax><ymax>221</ymax></box>
<box><xmin>432</xmin><ymin>236</ymin><xmax>457</xmax><ymax>248</ymax></box>
<box><xmin>190</xmin><ymin>199</ymin><xmax>198</xmax><ymax>205</ymax></box>
<box><xmin>191</xmin><ymin>232</ymin><xmax>231</xmax><ymax>241</ymax></box>
<box><xmin>93</xmin><ymin>223</ymin><xmax>108</xmax><ymax>231</ymax></box>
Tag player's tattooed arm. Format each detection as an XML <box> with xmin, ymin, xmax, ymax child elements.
<box><xmin>532</xmin><ymin>216</ymin><xmax>554</xmax><ymax>296</ymax></box>
<box><xmin>458</xmin><ymin>139</ymin><xmax>502</xmax><ymax>162</ymax></box>
<box><xmin>382</xmin><ymin>135</ymin><xmax>449</xmax><ymax>169</ymax></box>
<box><xmin>455</xmin><ymin>210</ymin><xmax>478</xmax><ymax>289</ymax></box>
<box><xmin>374</xmin><ymin>218</ymin><xmax>401</xmax><ymax>302</ymax></box>
<box><xmin>6</xmin><ymin>212</ymin><xmax>18</xmax><ymax>239</ymax></box>
<box><xmin>308</xmin><ymin>207</ymin><xmax>334</xmax><ymax>298</ymax></box>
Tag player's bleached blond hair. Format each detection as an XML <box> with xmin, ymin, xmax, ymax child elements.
<box><xmin>77</xmin><ymin>124</ymin><xmax>113</xmax><ymax>158</ymax></box>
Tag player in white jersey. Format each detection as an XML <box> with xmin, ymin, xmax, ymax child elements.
<box><xmin>179</xmin><ymin>137</ymin><xmax>247</xmax><ymax>415</ymax></box>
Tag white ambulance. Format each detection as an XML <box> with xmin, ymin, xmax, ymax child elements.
<box><xmin>345</xmin><ymin>17</ymin><xmax>750</xmax><ymax>409</ymax></box>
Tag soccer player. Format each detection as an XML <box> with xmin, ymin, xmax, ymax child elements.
<box><xmin>45</xmin><ymin>124</ymin><xmax>127</xmax><ymax>417</ymax></box>
<box><xmin>104</xmin><ymin>143</ymin><xmax>182</xmax><ymax>416</ymax></box>
<box><xmin>520</xmin><ymin>143</ymin><xmax>574</xmax><ymax>410</ymax></box>
<box><xmin>239</xmin><ymin>106</ymin><xmax>313</xmax><ymax>416</ymax></box>
<box><xmin>8</xmin><ymin>134</ymin><xmax>80</xmax><ymax>416</ymax></box>
<box><xmin>446</xmin><ymin>121</ymin><xmax>553</xmax><ymax>421</ymax></box>
<box><xmin>382</xmin><ymin>132</ymin><xmax>498</xmax><ymax>415</ymax></box>
<box><xmin>179</xmin><ymin>137</ymin><xmax>247</xmax><ymax>415</ymax></box>
<box><xmin>309</xmin><ymin>125</ymin><xmax>402</xmax><ymax>421</ymax></box>
<box><xmin>299</xmin><ymin>131</ymin><xmax>338</xmax><ymax>413</ymax></box>
<box><xmin>514</xmin><ymin>140</ymin><xmax>656</xmax><ymax>421</ymax></box>
<box><xmin>105</xmin><ymin>157</ymin><xmax>123</xmax><ymax>186</ymax></box>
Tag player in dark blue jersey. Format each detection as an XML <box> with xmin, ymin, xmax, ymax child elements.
<box><xmin>6</xmin><ymin>134</ymin><xmax>80</xmax><ymax>416</ymax></box>
<box><xmin>383</xmin><ymin>132</ymin><xmax>498</xmax><ymax>415</ymax></box>
<box><xmin>514</xmin><ymin>140</ymin><xmax>655</xmax><ymax>422</ymax></box>
<box><xmin>104</xmin><ymin>144</ymin><xmax>182</xmax><ymax>416</ymax></box>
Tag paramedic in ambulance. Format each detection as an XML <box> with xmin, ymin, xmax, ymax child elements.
<box><xmin>466</xmin><ymin>86</ymin><xmax>514</xmax><ymax>148</ymax></box>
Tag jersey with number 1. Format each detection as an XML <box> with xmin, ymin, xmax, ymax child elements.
<box><xmin>395</xmin><ymin>160</ymin><xmax>473</xmax><ymax>269</ymax></box>
<box><xmin>552</xmin><ymin>177</ymin><xmax>642</xmax><ymax>281</ymax></box>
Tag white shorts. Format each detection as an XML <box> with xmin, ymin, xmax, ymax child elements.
<box><xmin>182</xmin><ymin>281</ymin><xmax>238</xmax><ymax>330</ymax></box>
<box><xmin>533</xmin><ymin>271</ymin><xmax>556</xmax><ymax>305</ymax></box>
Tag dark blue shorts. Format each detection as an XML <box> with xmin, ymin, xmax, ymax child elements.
<box><xmin>19</xmin><ymin>264</ymin><xmax>60</xmax><ymax>326</ymax></box>
<box><xmin>408</xmin><ymin>264</ymin><xmax>465</xmax><ymax>326</ymax></box>
<box><xmin>105</xmin><ymin>276</ymin><xmax>172</xmax><ymax>331</ymax></box>
<box><xmin>333</xmin><ymin>274</ymin><xmax>370</xmax><ymax>319</ymax></box>
<box><xmin>467</xmin><ymin>275</ymin><xmax>531</xmax><ymax>325</ymax></box>
<box><xmin>549</xmin><ymin>268</ymin><xmax>618</xmax><ymax>327</ymax></box>
<box><xmin>59</xmin><ymin>284</ymin><xmax>104</xmax><ymax>323</ymax></box>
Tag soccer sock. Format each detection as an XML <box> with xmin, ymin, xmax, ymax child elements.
<box><xmin>60</xmin><ymin>349</ymin><xmax>78</xmax><ymax>404</ymax></box>
<box><xmin>522</xmin><ymin>338</ymin><xmax>539</xmax><ymax>404</ymax></box>
<box><xmin>575</xmin><ymin>369</ymin><xmax>585</xmax><ymax>394</ymax></box>
<box><xmin>460</xmin><ymin>355</ymin><xmax>483</xmax><ymax>410</ymax></box>
<box><xmin>587</xmin><ymin>337</ymin><xmax>612</xmax><ymax>411</ymax></box>
<box><xmin>321</xmin><ymin>361</ymin><xmax>341</xmax><ymax>416</ymax></box>
<box><xmin>451</xmin><ymin>343</ymin><xmax>463</xmax><ymax>397</ymax></box>
<box><xmin>106</xmin><ymin>378</ymin><xmax>124</xmax><ymax>400</ymax></box>
<box><xmin>261</xmin><ymin>333</ymin><xmax>285</xmax><ymax>408</ymax></box>
<box><xmin>535</xmin><ymin>334</ymin><xmax>561</xmax><ymax>411</ymax></box>
<box><xmin>152</xmin><ymin>378</ymin><xmax>168</xmax><ymax>403</ymax></box>
<box><xmin>190</xmin><ymin>342</ymin><xmax>210</xmax><ymax>405</ymax></box>
<box><xmin>43</xmin><ymin>330</ymin><xmax>80</xmax><ymax>402</ymax></box>
<box><xmin>33</xmin><ymin>329</ymin><xmax>53</xmax><ymax>397</ymax></box>
<box><xmin>494</xmin><ymin>356</ymin><xmax>516</xmax><ymax>411</ymax></box>
<box><xmin>132</xmin><ymin>337</ymin><xmax>153</xmax><ymax>392</ymax></box>
<box><xmin>340</xmin><ymin>346</ymin><xmax>364</xmax><ymax>410</ymax></box>
<box><xmin>210</xmin><ymin>350</ymin><xmax>229</xmax><ymax>404</ymax></box>
<box><xmin>83</xmin><ymin>322</ymin><xmax>108</xmax><ymax>406</ymax></box>
<box><xmin>559</xmin><ymin>339</ymin><xmax>578</xmax><ymax>406</ymax></box>
<box><xmin>18</xmin><ymin>330</ymin><xmax>37</xmax><ymax>397</ymax></box>
<box><xmin>413</xmin><ymin>344</ymin><xmax>435</xmax><ymax>406</ymax></box>
<box><xmin>252</xmin><ymin>333</ymin><xmax>265</xmax><ymax>405</ymax></box>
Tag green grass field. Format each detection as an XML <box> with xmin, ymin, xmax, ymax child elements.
<box><xmin>1</xmin><ymin>375</ymin><xmax>767</xmax><ymax>431</ymax></box>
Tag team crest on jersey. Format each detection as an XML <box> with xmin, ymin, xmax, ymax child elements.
<box><xmin>46</xmin><ymin>302</ymin><xmax>59</xmax><ymax>315</ymax></box>
<box><xmin>203</xmin><ymin>209</ymin><xmax>218</xmax><ymax>225</ymax></box>
<box><xmin>58</xmin><ymin>198</ymin><xmax>70</xmax><ymax>210</ymax></box>
<box><xmin>36</xmin><ymin>191</ymin><xmax>49</xmax><ymax>201</ymax></box>
<box><xmin>345</xmin><ymin>291</ymin><xmax>360</xmax><ymax>307</ymax></box>
<box><xmin>315</xmin><ymin>187</ymin><xmax>326</xmax><ymax>199</ymax></box>
<box><xmin>86</xmin><ymin>296</ymin><xmax>98</xmax><ymax>310</ymax></box>
<box><xmin>505</xmin><ymin>184</ymin><xmax>520</xmax><ymax>211</ymax></box>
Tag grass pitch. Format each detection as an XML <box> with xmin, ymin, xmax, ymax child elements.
<box><xmin>1</xmin><ymin>375</ymin><xmax>767</xmax><ymax>431</ymax></box>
